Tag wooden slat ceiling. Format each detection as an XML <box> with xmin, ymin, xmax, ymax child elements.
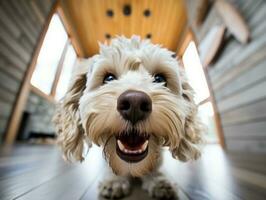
<box><xmin>59</xmin><ymin>0</ymin><xmax>188</xmax><ymax>57</ymax></box>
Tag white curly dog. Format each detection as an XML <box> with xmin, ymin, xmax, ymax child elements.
<box><xmin>54</xmin><ymin>36</ymin><xmax>203</xmax><ymax>200</ymax></box>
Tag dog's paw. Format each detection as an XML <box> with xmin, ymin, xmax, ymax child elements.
<box><xmin>99</xmin><ymin>178</ymin><xmax>130</xmax><ymax>199</ymax></box>
<box><xmin>149</xmin><ymin>179</ymin><xmax>178</xmax><ymax>200</ymax></box>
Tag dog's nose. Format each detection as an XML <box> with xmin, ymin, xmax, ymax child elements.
<box><xmin>117</xmin><ymin>90</ymin><xmax>152</xmax><ymax>124</ymax></box>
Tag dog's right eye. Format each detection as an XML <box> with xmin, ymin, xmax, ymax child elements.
<box><xmin>103</xmin><ymin>73</ymin><xmax>116</xmax><ymax>84</ymax></box>
<box><xmin>153</xmin><ymin>74</ymin><xmax>167</xmax><ymax>86</ymax></box>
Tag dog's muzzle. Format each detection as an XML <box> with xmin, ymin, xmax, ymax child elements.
<box><xmin>117</xmin><ymin>90</ymin><xmax>152</xmax><ymax>124</ymax></box>
<box><xmin>116</xmin><ymin>90</ymin><xmax>151</xmax><ymax>163</ymax></box>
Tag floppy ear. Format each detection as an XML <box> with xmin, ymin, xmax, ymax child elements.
<box><xmin>171</xmin><ymin>69</ymin><xmax>203</xmax><ymax>161</ymax></box>
<box><xmin>53</xmin><ymin>59</ymin><xmax>92</xmax><ymax>162</ymax></box>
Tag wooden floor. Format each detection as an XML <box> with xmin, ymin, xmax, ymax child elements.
<box><xmin>0</xmin><ymin>144</ymin><xmax>265</xmax><ymax>200</ymax></box>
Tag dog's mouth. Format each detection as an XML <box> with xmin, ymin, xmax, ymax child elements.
<box><xmin>116</xmin><ymin>130</ymin><xmax>149</xmax><ymax>163</ymax></box>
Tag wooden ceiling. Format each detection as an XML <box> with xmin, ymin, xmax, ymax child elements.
<box><xmin>59</xmin><ymin>0</ymin><xmax>188</xmax><ymax>57</ymax></box>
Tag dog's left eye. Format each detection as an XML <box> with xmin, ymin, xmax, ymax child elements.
<box><xmin>103</xmin><ymin>73</ymin><xmax>116</xmax><ymax>84</ymax></box>
<box><xmin>153</xmin><ymin>74</ymin><xmax>167</xmax><ymax>86</ymax></box>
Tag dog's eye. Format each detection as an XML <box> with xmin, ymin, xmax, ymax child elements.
<box><xmin>103</xmin><ymin>73</ymin><xmax>116</xmax><ymax>84</ymax></box>
<box><xmin>153</xmin><ymin>74</ymin><xmax>167</xmax><ymax>86</ymax></box>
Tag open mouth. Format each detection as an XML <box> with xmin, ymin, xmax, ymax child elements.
<box><xmin>116</xmin><ymin>130</ymin><xmax>149</xmax><ymax>163</ymax></box>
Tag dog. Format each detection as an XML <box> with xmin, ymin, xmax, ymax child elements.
<box><xmin>53</xmin><ymin>36</ymin><xmax>203</xmax><ymax>199</ymax></box>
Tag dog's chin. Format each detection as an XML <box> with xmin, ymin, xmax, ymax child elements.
<box><xmin>116</xmin><ymin>130</ymin><xmax>150</xmax><ymax>163</ymax></box>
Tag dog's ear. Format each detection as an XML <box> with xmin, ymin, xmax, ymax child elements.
<box><xmin>171</xmin><ymin>69</ymin><xmax>203</xmax><ymax>161</ymax></box>
<box><xmin>53</xmin><ymin>59</ymin><xmax>92</xmax><ymax>162</ymax></box>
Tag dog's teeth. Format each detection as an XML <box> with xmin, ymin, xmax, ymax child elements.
<box><xmin>118</xmin><ymin>139</ymin><xmax>149</xmax><ymax>154</ymax></box>
<box><xmin>141</xmin><ymin>140</ymin><xmax>149</xmax><ymax>151</ymax></box>
<box><xmin>117</xmin><ymin>140</ymin><xmax>125</xmax><ymax>151</ymax></box>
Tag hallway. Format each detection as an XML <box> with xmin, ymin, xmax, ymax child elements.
<box><xmin>0</xmin><ymin>0</ymin><xmax>266</xmax><ymax>199</ymax></box>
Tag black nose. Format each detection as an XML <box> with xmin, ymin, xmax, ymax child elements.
<box><xmin>117</xmin><ymin>90</ymin><xmax>152</xmax><ymax>124</ymax></box>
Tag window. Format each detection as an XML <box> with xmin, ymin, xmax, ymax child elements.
<box><xmin>182</xmin><ymin>41</ymin><xmax>218</xmax><ymax>143</ymax></box>
<box><xmin>30</xmin><ymin>14</ymin><xmax>77</xmax><ymax>100</ymax></box>
<box><xmin>182</xmin><ymin>41</ymin><xmax>210</xmax><ymax>104</ymax></box>
<box><xmin>55</xmin><ymin>45</ymin><xmax>77</xmax><ymax>100</ymax></box>
<box><xmin>198</xmin><ymin>102</ymin><xmax>217</xmax><ymax>143</ymax></box>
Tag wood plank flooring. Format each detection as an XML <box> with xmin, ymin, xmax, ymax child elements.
<box><xmin>0</xmin><ymin>144</ymin><xmax>265</xmax><ymax>200</ymax></box>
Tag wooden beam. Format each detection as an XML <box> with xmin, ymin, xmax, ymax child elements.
<box><xmin>176</xmin><ymin>28</ymin><xmax>198</xmax><ymax>57</ymax></box>
<box><xmin>50</xmin><ymin>39</ymin><xmax>70</xmax><ymax>97</ymax></box>
<box><xmin>4</xmin><ymin>1</ymin><xmax>59</xmax><ymax>145</ymax></box>
<box><xmin>57</xmin><ymin>1</ymin><xmax>85</xmax><ymax>58</ymax></box>
<box><xmin>215</xmin><ymin>0</ymin><xmax>250</xmax><ymax>44</ymax></box>
<box><xmin>199</xmin><ymin>25</ymin><xmax>226</xmax><ymax>67</ymax></box>
<box><xmin>197</xmin><ymin>97</ymin><xmax>211</xmax><ymax>106</ymax></box>
<box><xmin>176</xmin><ymin>26</ymin><xmax>190</xmax><ymax>57</ymax></box>
<box><xmin>204</xmin><ymin>67</ymin><xmax>226</xmax><ymax>148</ymax></box>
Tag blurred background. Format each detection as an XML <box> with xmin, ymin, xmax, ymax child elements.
<box><xmin>0</xmin><ymin>0</ymin><xmax>265</xmax><ymax>199</ymax></box>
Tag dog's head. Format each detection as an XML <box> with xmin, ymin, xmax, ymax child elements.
<box><xmin>53</xmin><ymin>36</ymin><xmax>203</xmax><ymax>177</ymax></box>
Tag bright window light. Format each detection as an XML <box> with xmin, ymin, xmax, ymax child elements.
<box><xmin>55</xmin><ymin>44</ymin><xmax>77</xmax><ymax>101</ymax></box>
<box><xmin>198</xmin><ymin>101</ymin><xmax>214</xmax><ymax>119</ymax></box>
<box><xmin>182</xmin><ymin>41</ymin><xmax>210</xmax><ymax>104</ymax></box>
<box><xmin>31</xmin><ymin>14</ymin><xmax>68</xmax><ymax>94</ymax></box>
<box><xmin>198</xmin><ymin>102</ymin><xmax>218</xmax><ymax>142</ymax></box>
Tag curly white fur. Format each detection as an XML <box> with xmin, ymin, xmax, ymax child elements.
<box><xmin>53</xmin><ymin>35</ymin><xmax>203</xmax><ymax>199</ymax></box>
